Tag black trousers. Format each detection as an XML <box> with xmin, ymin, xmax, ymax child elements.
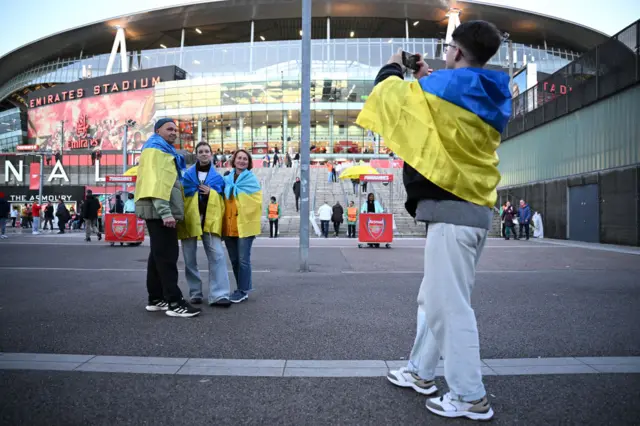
<box><xmin>43</xmin><ymin>218</ymin><xmax>53</xmax><ymax>230</ymax></box>
<box><xmin>348</xmin><ymin>224</ymin><xmax>356</xmax><ymax>238</ymax></box>
<box><xmin>145</xmin><ymin>219</ymin><xmax>183</xmax><ymax>303</ymax></box>
<box><xmin>333</xmin><ymin>221</ymin><xmax>341</xmax><ymax>236</ymax></box>
<box><xmin>295</xmin><ymin>196</ymin><xmax>300</xmax><ymax>212</ymax></box>
<box><xmin>11</xmin><ymin>218</ymin><xmax>16</xmax><ymax>227</ymax></box>
<box><xmin>270</xmin><ymin>219</ymin><xmax>279</xmax><ymax>238</ymax></box>
<box><xmin>58</xmin><ymin>220</ymin><xmax>66</xmax><ymax>233</ymax></box>
<box><xmin>519</xmin><ymin>223</ymin><xmax>530</xmax><ymax>239</ymax></box>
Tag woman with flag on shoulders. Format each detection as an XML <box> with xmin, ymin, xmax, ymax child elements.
<box><xmin>222</xmin><ymin>149</ymin><xmax>262</xmax><ymax>304</ymax></box>
<box><xmin>178</xmin><ymin>141</ymin><xmax>232</xmax><ymax>307</ymax></box>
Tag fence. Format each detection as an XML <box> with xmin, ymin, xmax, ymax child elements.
<box><xmin>503</xmin><ymin>20</ymin><xmax>639</xmax><ymax>140</ymax></box>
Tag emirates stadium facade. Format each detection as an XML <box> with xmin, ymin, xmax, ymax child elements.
<box><xmin>0</xmin><ymin>0</ymin><xmax>609</xmax><ymax>157</ymax></box>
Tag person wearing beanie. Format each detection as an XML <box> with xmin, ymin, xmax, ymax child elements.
<box><xmin>135</xmin><ymin>118</ymin><xmax>201</xmax><ymax>318</ymax></box>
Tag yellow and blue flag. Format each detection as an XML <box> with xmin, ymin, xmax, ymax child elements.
<box><xmin>134</xmin><ymin>134</ymin><xmax>186</xmax><ymax>202</ymax></box>
<box><xmin>356</xmin><ymin>68</ymin><xmax>512</xmax><ymax>208</ymax></box>
<box><xmin>223</xmin><ymin>169</ymin><xmax>262</xmax><ymax>238</ymax></box>
<box><xmin>178</xmin><ymin>165</ymin><xmax>225</xmax><ymax>239</ymax></box>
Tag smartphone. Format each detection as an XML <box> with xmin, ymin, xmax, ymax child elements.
<box><xmin>402</xmin><ymin>51</ymin><xmax>420</xmax><ymax>72</ymax></box>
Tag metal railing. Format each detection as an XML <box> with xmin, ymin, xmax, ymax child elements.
<box><xmin>503</xmin><ymin>20</ymin><xmax>639</xmax><ymax>140</ymax></box>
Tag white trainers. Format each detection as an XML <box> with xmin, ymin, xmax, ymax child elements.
<box><xmin>0</xmin><ymin>235</ymin><xmax>7</xmax><ymax>239</ymax></box>
<box><xmin>426</xmin><ymin>392</ymin><xmax>494</xmax><ymax>421</ymax></box>
<box><xmin>386</xmin><ymin>367</ymin><xmax>438</xmax><ymax>395</ymax></box>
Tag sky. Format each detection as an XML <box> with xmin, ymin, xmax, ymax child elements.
<box><xmin>1</xmin><ymin>0</ymin><xmax>638</xmax><ymax>57</ymax></box>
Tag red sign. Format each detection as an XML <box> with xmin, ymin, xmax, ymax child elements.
<box><xmin>105</xmin><ymin>175</ymin><xmax>136</xmax><ymax>183</ymax></box>
<box><xmin>105</xmin><ymin>214</ymin><xmax>145</xmax><ymax>243</ymax></box>
<box><xmin>358</xmin><ymin>213</ymin><xmax>394</xmax><ymax>243</ymax></box>
<box><xmin>360</xmin><ymin>174</ymin><xmax>394</xmax><ymax>182</ymax></box>
<box><xmin>29</xmin><ymin>162</ymin><xmax>41</xmax><ymax>190</ymax></box>
<box><xmin>17</xmin><ymin>145</ymin><xmax>39</xmax><ymax>151</ymax></box>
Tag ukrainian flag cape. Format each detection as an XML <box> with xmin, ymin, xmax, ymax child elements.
<box><xmin>134</xmin><ymin>134</ymin><xmax>186</xmax><ymax>202</ymax></box>
<box><xmin>356</xmin><ymin>68</ymin><xmax>512</xmax><ymax>208</ymax></box>
<box><xmin>224</xmin><ymin>169</ymin><xmax>262</xmax><ymax>238</ymax></box>
<box><xmin>178</xmin><ymin>164</ymin><xmax>225</xmax><ymax>239</ymax></box>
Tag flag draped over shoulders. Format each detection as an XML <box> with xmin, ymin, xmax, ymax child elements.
<box><xmin>356</xmin><ymin>68</ymin><xmax>512</xmax><ymax>208</ymax></box>
<box><xmin>178</xmin><ymin>164</ymin><xmax>226</xmax><ymax>239</ymax></box>
<box><xmin>134</xmin><ymin>134</ymin><xmax>186</xmax><ymax>202</ymax></box>
<box><xmin>223</xmin><ymin>169</ymin><xmax>262</xmax><ymax>238</ymax></box>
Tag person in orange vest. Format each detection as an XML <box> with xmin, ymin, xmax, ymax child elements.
<box><xmin>346</xmin><ymin>201</ymin><xmax>358</xmax><ymax>238</ymax></box>
<box><xmin>267</xmin><ymin>196</ymin><xmax>281</xmax><ymax>238</ymax></box>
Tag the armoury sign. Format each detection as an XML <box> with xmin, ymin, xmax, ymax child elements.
<box><xmin>27</xmin><ymin>66</ymin><xmax>186</xmax><ymax>108</ymax></box>
<box><xmin>0</xmin><ymin>185</ymin><xmax>86</xmax><ymax>204</ymax></box>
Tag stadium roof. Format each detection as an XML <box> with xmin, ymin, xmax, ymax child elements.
<box><xmin>0</xmin><ymin>0</ymin><xmax>609</xmax><ymax>89</ymax></box>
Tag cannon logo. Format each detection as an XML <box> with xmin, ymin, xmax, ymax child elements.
<box><xmin>111</xmin><ymin>217</ymin><xmax>129</xmax><ymax>239</ymax></box>
<box><xmin>136</xmin><ymin>219</ymin><xmax>145</xmax><ymax>237</ymax></box>
<box><xmin>366</xmin><ymin>218</ymin><xmax>385</xmax><ymax>240</ymax></box>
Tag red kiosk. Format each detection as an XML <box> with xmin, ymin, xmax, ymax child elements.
<box><xmin>357</xmin><ymin>174</ymin><xmax>394</xmax><ymax>249</ymax></box>
<box><xmin>103</xmin><ymin>175</ymin><xmax>145</xmax><ymax>246</ymax></box>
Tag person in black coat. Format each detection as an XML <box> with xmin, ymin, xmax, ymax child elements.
<box><xmin>331</xmin><ymin>201</ymin><xmax>344</xmax><ymax>237</ymax></box>
<box><xmin>501</xmin><ymin>201</ymin><xmax>518</xmax><ymax>240</ymax></box>
<box><xmin>43</xmin><ymin>202</ymin><xmax>54</xmax><ymax>230</ymax></box>
<box><xmin>55</xmin><ymin>199</ymin><xmax>70</xmax><ymax>234</ymax></box>
<box><xmin>292</xmin><ymin>177</ymin><xmax>301</xmax><ymax>212</ymax></box>
<box><xmin>83</xmin><ymin>190</ymin><xmax>102</xmax><ymax>242</ymax></box>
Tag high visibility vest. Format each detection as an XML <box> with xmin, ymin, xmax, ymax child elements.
<box><xmin>268</xmin><ymin>203</ymin><xmax>279</xmax><ymax>219</ymax></box>
<box><xmin>347</xmin><ymin>207</ymin><xmax>357</xmax><ymax>222</ymax></box>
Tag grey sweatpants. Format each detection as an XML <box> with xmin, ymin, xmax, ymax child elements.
<box><xmin>407</xmin><ymin>222</ymin><xmax>488</xmax><ymax>402</ymax></box>
<box><xmin>85</xmin><ymin>218</ymin><xmax>99</xmax><ymax>238</ymax></box>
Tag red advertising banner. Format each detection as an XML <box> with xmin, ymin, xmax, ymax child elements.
<box><xmin>16</xmin><ymin>144</ymin><xmax>39</xmax><ymax>151</ymax></box>
<box><xmin>105</xmin><ymin>214</ymin><xmax>145</xmax><ymax>243</ymax></box>
<box><xmin>29</xmin><ymin>162</ymin><xmax>41</xmax><ymax>190</ymax></box>
<box><xmin>358</xmin><ymin>213</ymin><xmax>394</xmax><ymax>243</ymax></box>
<box><xmin>360</xmin><ymin>174</ymin><xmax>394</xmax><ymax>183</ymax></box>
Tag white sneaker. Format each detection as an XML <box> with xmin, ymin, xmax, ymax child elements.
<box><xmin>426</xmin><ymin>392</ymin><xmax>494</xmax><ymax>421</ymax></box>
<box><xmin>386</xmin><ymin>367</ymin><xmax>438</xmax><ymax>395</ymax></box>
<box><xmin>32</xmin><ymin>231</ymin><xmax>40</xmax><ymax>235</ymax></box>
<box><xmin>0</xmin><ymin>235</ymin><xmax>7</xmax><ymax>239</ymax></box>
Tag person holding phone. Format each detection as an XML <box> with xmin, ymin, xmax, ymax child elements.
<box><xmin>357</xmin><ymin>21</ymin><xmax>512</xmax><ymax>420</ymax></box>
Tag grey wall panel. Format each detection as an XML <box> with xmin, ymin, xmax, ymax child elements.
<box><xmin>498</xmin><ymin>84</ymin><xmax>640</xmax><ymax>188</ymax></box>
<box><xmin>599</xmin><ymin>167</ymin><xmax>639</xmax><ymax>246</ymax></box>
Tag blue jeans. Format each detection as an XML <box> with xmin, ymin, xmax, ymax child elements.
<box><xmin>224</xmin><ymin>236</ymin><xmax>255</xmax><ymax>293</ymax></box>
<box><xmin>0</xmin><ymin>218</ymin><xmax>6</xmax><ymax>235</ymax></box>
<box><xmin>32</xmin><ymin>217</ymin><xmax>40</xmax><ymax>232</ymax></box>
<box><xmin>182</xmin><ymin>234</ymin><xmax>231</xmax><ymax>303</ymax></box>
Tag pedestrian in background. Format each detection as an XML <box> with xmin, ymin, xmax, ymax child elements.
<box><xmin>317</xmin><ymin>201</ymin><xmax>332</xmax><ymax>238</ymax></box>
<box><xmin>293</xmin><ymin>177</ymin><xmax>301</xmax><ymax>212</ymax></box>
<box><xmin>518</xmin><ymin>199</ymin><xmax>531</xmax><ymax>240</ymax></box>
<box><xmin>267</xmin><ymin>196</ymin><xmax>280</xmax><ymax>238</ymax></box>
<box><xmin>332</xmin><ymin>201</ymin><xmax>344</xmax><ymax>237</ymax></box>
<box><xmin>55</xmin><ymin>199</ymin><xmax>70</xmax><ymax>234</ymax></box>
<box><xmin>83</xmin><ymin>190</ymin><xmax>102</xmax><ymax>242</ymax></box>
<box><xmin>346</xmin><ymin>201</ymin><xmax>358</xmax><ymax>238</ymax></box>
<box><xmin>43</xmin><ymin>202</ymin><xmax>54</xmax><ymax>231</ymax></box>
<box><xmin>0</xmin><ymin>192</ymin><xmax>9</xmax><ymax>239</ymax></box>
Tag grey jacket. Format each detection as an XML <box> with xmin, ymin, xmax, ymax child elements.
<box><xmin>136</xmin><ymin>178</ymin><xmax>185</xmax><ymax>221</ymax></box>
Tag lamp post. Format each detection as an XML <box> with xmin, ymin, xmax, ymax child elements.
<box><xmin>299</xmin><ymin>0</ymin><xmax>311</xmax><ymax>272</ymax></box>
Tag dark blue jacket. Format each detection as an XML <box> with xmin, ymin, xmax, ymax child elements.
<box><xmin>0</xmin><ymin>198</ymin><xmax>10</xmax><ymax>219</ymax></box>
<box><xmin>518</xmin><ymin>204</ymin><xmax>532</xmax><ymax>223</ymax></box>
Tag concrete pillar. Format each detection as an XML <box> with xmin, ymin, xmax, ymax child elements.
<box><xmin>327</xmin><ymin>17</ymin><xmax>331</xmax><ymax>69</ymax></box>
<box><xmin>328</xmin><ymin>112</ymin><xmax>334</xmax><ymax>154</ymax></box>
<box><xmin>179</xmin><ymin>28</ymin><xmax>185</xmax><ymax>67</ymax></box>
<box><xmin>283</xmin><ymin>113</ymin><xmax>288</xmax><ymax>154</ymax></box>
<box><xmin>197</xmin><ymin>120</ymin><xmax>203</xmax><ymax>142</ymax></box>
<box><xmin>238</xmin><ymin>116</ymin><xmax>245</xmax><ymax>150</ymax></box>
<box><xmin>250</xmin><ymin>21</ymin><xmax>255</xmax><ymax>72</ymax></box>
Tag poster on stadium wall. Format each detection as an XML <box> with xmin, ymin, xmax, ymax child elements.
<box><xmin>27</xmin><ymin>89</ymin><xmax>156</xmax><ymax>152</ymax></box>
<box><xmin>26</xmin><ymin>66</ymin><xmax>186</xmax><ymax>153</ymax></box>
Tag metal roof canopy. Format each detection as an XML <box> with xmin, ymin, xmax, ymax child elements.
<box><xmin>0</xmin><ymin>0</ymin><xmax>609</xmax><ymax>89</ymax></box>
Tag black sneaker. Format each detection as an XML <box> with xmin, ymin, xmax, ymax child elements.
<box><xmin>210</xmin><ymin>297</ymin><xmax>232</xmax><ymax>307</ymax></box>
<box><xmin>190</xmin><ymin>298</ymin><xmax>203</xmax><ymax>305</ymax></box>
<box><xmin>97</xmin><ymin>233</ymin><xmax>102</xmax><ymax>241</ymax></box>
<box><xmin>145</xmin><ymin>300</ymin><xmax>169</xmax><ymax>312</ymax></box>
<box><xmin>85</xmin><ymin>237</ymin><xmax>91</xmax><ymax>242</ymax></box>
<box><xmin>166</xmin><ymin>300</ymin><xmax>201</xmax><ymax>318</ymax></box>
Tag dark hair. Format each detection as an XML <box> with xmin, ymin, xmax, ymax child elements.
<box><xmin>230</xmin><ymin>149</ymin><xmax>253</xmax><ymax>170</ymax></box>
<box><xmin>86</xmin><ymin>190</ymin><xmax>93</xmax><ymax>195</ymax></box>
<box><xmin>194</xmin><ymin>142</ymin><xmax>212</xmax><ymax>154</ymax></box>
<box><xmin>451</xmin><ymin>20</ymin><xmax>503</xmax><ymax>66</ymax></box>
<box><xmin>367</xmin><ymin>193</ymin><xmax>375</xmax><ymax>200</ymax></box>
<box><xmin>270</xmin><ymin>196</ymin><xmax>276</xmax><ymax>202</ymax></box>
<box><xmin>128</xmin><ymin>193</ymin><xmax>134</xmax><ymax>200</ymax></box>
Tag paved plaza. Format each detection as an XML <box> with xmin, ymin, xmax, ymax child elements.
<box><xmin>1</xmin><ymin>233</ymin><xmax>639</xmax><ymax>425</ymax></box>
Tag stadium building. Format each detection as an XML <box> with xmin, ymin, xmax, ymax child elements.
<box><xmin>0</xmin><ymin>0</ymin><xmax>609</xmax><ymax>155</ymax></box>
